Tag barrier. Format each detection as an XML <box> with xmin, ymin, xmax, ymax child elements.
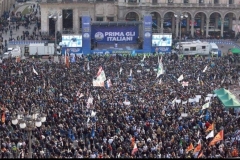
<box><xmin>8</xmin><ymin>40</ymin><xmax>48</xmax><ymax>45</ymax></box>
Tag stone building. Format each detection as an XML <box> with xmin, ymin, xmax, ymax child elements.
<box><xmin>40</xmin><ymin>0</ymin><xmax>240</xmax><ymax>38</ymax></box>
<box><xmin>0</xmin><ymin>0</ymin><xmax>15</xmax><ymax>16</ymax></box>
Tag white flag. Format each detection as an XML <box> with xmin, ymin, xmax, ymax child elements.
<box><xmin>91</xmin><ymin>111</ymin><xmax>96</xmax><ymax>117</ymax></box>
<box><xmin>33</xmin><ymin>67</ymin><xmax>38</xmax><ymax>75</ymax></box>
<box><xmin>157</xmin><ymin>57</ymin><xmax>164</xmax><ymax>78</ymax></box>
<box><xmin>98</xmin><ymin>94</ymin><xmax>100</xmax><ymax>101</ymax></box>
<box><xmin>202</xmin><ymin>102</ymin><xmax>210</xmax><ymax>110</ymax></box>
<box><xmin>177</xmin><ymin>74</ymin><xmax>184</xmax><ymax>82</ymax></box>
<box><xmin>172</xmin><ymin>97</ymin><xmax>177</xmax><ymax>105</ymax></box>
<box><xmin>119</xmin><ymin>67</ymin><xmax>123</xmax><ymax>74</ymax></box>
<box><xmin>203</xmin><ymin>66</ymin><xmax>208</xmax><ymax>72</ymax></box>
<box><xmin>197</xmin><ymin>76</ymin><xmax>199</xmax><ymax>82</ymax></box>
<box><xmin>206</xmin><ymin>130</ymin><xmax>214</xmax><ymax>139</ymax></box>
<box><xmin>87</xmin><ymin>62</ymin><xmax>90</xmax><ymax>70</ymax></box>
<box><xmin>87</xmin><ymin>117</ymin><xmax>90</xmax><ymax>123</ymax></box>
<box><xmin>129</xmin><ymin>69</ymin><xmax>132</xmax><ymax>77</ymax></box>
<box><xmin>142</xmin><ymin>54</ymin><xmax>146</xmax><ymax>61</ymax></box>
<box><xmin>205</xmin><ymin>97</ymin><xmax>211</xmax><ymax>102</ymax></box>
<box><xmin>158</xmin><ymin>78</ymin><xmax>162</xmax><ymax>85</ymax></box>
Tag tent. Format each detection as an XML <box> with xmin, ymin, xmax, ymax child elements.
<box><xmin>230</xmin><ymin>48</ymin><xmax>240</xmax><ymax>55</ymax></box>
<box><xmin>213</xmin><ymin>88</ymin><xmax>240</xmax><ymax>108</ymax></box>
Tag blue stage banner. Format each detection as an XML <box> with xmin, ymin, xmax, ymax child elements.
<box><xmin>152</xmin><ymin>46</ymin><xmax>172</xmax><ymax>53</ymax></box>
<box><xmin>61</xmin><ymin>47</ymin><xmax>83</xmax><ymax>54</ymax></box>
<box><xmin>82</xmin><ymin>16</ymin><xmax>91</xmax><ymax>54</ymax></box>
<box><xmin>143</xmin><ymin>15</ymin><xmax>152</xmax><ymax>52</ymax></box>
<box><xmin>91</xmin><ymin>26</ymin><xmax>139</xmax><ymax>44</ymax></box>
<box><xmin>91</xmin><ymin>49</ymin><xmax>150</xmax><ymax>54</ymax></box>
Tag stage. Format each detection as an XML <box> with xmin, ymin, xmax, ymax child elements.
<box><xmin>93</xmin><ymin>43</ymin><xmax>139</xmax><ymax>51</ymax></box>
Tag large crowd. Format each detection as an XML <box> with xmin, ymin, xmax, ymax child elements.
<box><xmin>0</xmin><ymin>53</ymin><xmax>239</xmax><ymax>158</ymax></box>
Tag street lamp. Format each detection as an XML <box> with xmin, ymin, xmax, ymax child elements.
<box><xmin>174</xmin><ymin>13</ymin><xmax>188</xmax><ymax>54</ymax></box>
<box><xmin>48</xmin><ymin>11</ymin><xmax>62</xmax><ymax>56</ymax></box>
<box><xmin>11</xmin><ymin>106</ymin><xmax>46</xmax><ymax>158</ymax></box>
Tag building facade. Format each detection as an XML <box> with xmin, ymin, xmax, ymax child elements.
<box><xmin>0</xmin><ymin>0</ymin><xmax>15</xmax><ymax>16</ymax></box>
<box><xmin>40</xmin><ymin>0</ymin><xmax>240</xmax><ymax>38</ymax></box>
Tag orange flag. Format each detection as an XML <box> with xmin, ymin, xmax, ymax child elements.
<box><xmin>65</xmin><ymin>56</ymin><xmax>70</xmax><ymax>68</ymax></box>
<box><xmin>1</xmin><ymin>112</ymin><xmax>5</xmax><ymax>123</ymax></box>
<box><xmin>198</xmin><ymin>151</ymin><xmax>203</xmax><ymax>158</ymax></box>
<box><xmin>206</xmin><ymin>123</ymin><xmax>214</xmax><ymax>132</ymax></box>
<box><xmin>186</xmin><ymin>143</ymin><xmax>194</xmax><ymax>153</ymax></box>
<box><xmin>209</xmin><ymin>130</ymin><xmax>224</xmax><ymax>146</ymax></box>
<box><xmin>131</xmin><ymin>137</ymin><xmax>135</xmax><ymax>148</ymax></box>
<box><xmin>193</xmin><ymin>143</ymin><xmax>201</xmax><ymax>153</ymax></box>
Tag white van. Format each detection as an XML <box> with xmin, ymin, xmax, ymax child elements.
<box><xmin>210</xmin><ymin>43</ymin><xmax>219</xmax><ymax>56</ymax></box>
<box><xmin>2</xmin><ymin>46</ymin><xmax>22</xmax><ymax>59</ymax></box>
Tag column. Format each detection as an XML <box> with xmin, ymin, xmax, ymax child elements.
<box><xmin>229</xmin><ymin>14</ymin><xmax>233</xmax><ymax>30</ymax></box>
<box><xmin>201</xmin><ymin>14</ymin><xmax>204</xmax><ymax>32</ymax></box>
<box><xmin>157</xmin><ymin>16</ymin><xmax>161</xmax><ymax>33</ymax></box>
<box><xmin>161</xmin><ymin>19</ymin><xmax>164</xmax><ymax>33</ymax></box>
<box><xmin>191</xmin><ymin>18</ymin><xmax>194</xmax><ymax>37</ymax></box>
<box><xmin>206</xmin><ymin>18</ymin><xmax>209</xmax><ymax>38</ymax></box>
<box><xmin>172</xmin><ymin>16</ymin><xmax>175</xmax><ymax>35</ymax></box>
<box><xmin>220</xmin><ymin>19</ymin><xmax>224</xmax><ymax>38</ymax></box>
<box><xmin>41</xmin><ymin>8</ymin><xmax>49</xmax><ymax>33</ymax></box>
<box><xmin>235</xmin><ymin>20</ymin><xmax>239</xmax><ymax>37</ymax></box>
<box><xmin>215</xmin><ymin>14</ymin><xmax>219</xmax><ymax>28</ymax></box>
<box><xmin>186</xmin><ymin>16</ymin><xmax>190</xmax><ymax>32</ymax></box>
<box><xmin>73</xmin><ymin>8</ymin><xmax>79</xmax><ymax>34</ymax></box>
<box><xmin>175</xmin><ymin>18</ymin><xmax>179</xmax><ymax>37</ymax></box>
<box><xmin>57</xmin><ymin>14</ymin><xmax>63</xmax><ymax>33</ymax></box>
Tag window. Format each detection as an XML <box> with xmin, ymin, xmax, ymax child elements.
<box><xmin>152</xmin><ymin>0</ymin><xmax>158</xmax><ymax>4</ymax></box>
<box><xmin>184</xmin><ymin>48</ymin><xmax>189</xmax><ymax>51</ymax></box>
<box><xmin>107</xmin><ymin>17</ymin><xmax>114</xmax><ymax>21</ymax></box>
<box><xmin>62</xmin><ymin>9</ymin><xmax>73</xmax><ymax>30</ymax></box>
<box><xmin>199</xmin><ymin>0</ymin><xmax>204</xmax><ymax>3</ymax></box>
<box><xmin>190</xmin><ymin>47</ymin><xmax>196</xmax><ymax>51</ymax></box>
<box><xmin>183</xmin><ymin>0</ymin><xmax>189</xmax><ymax>3</ymax></box>
<box><xmin>229</xmin><ymin>0</ymin><xmax>234</xmax><ymax>4</ymax></box>
<box><xmin>96</xmin><ymin>17</ymin><xmax>104</xmax><ymax>21</ymax></box>
<box><xmin>202</xmin><ymin>46</ymin><xmax>206</xmax><ymax>49</ymax></box>
<box><xmin>168</xmin><ymin>0</ymin><xmax>173</xmax><ymax>3</ymax></box>
<box><xmin>214</xmin><ymin>0</ymin><xmax>219</xmax><ymax>4</ymax></box>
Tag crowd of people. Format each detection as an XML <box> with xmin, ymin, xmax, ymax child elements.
<box><xmin>0</xmin><ymin>53</ymin><xmax>239</xmax><ymax>158</ymax></box>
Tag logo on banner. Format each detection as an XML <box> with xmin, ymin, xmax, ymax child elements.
<box><xmin>159</xmin><ymin>47</ymin><xmax>170</xmax><ymax>52</ymax></box>
<box><xmin>145</xmin><ymin>32</ymin><xmax>151</xmax><ymax>38</ymax></box>
<box><xmin>83</xmin><ymin>33</ymin><xmax>90</xmax><ymax>39</ymax></box>
<box><xmin>70</xmin><ymin>48</ymin><xmax>81</xmax><ymax>52</ymax></box>
<box><xmin>105</xmin><ymin>51</ymin><xmax>110</xmax><ymax>54</ymax></box>
<box><xmin>95</xmin><ymin>32</ymin><xmax>104</xmax><ymax>40</ymax></box>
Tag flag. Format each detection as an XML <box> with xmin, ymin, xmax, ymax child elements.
<box><xmin>193</xmin><ymin>142</ymin><xmax>201</xmax><ymax>153</ymax></box>
<box><xmin>198</xmin><ymin>151</ymin><xmax>203</xmax><ymax>158</ymax></box>
<box><xmin>177</xmin><ymin>74</ymin><xmax>184</xmax><ymax>82</ymax></box>
<box><xmin>106</xmin><ymin>79</ymin><xmax>112</xmax><ymax>89</ymax></box>
<box><xmin>43</xmin><ymin>80</ymin><xmax>46</xmax><ymax>89</ymax></box>
<box><xmin>206</xmin><ymin>130</ymin><xmax>214</xmax><ymax>139</ymax></box>
<box><xmin>156</xmin><ymin>57</ymin><xmax>164</xmax><ymax>78</ymax></box>
<box><xmin>91</xmin><ymin>110</ymin><xmax>96</xmax><ymax>117</ymax></box>
<box><xmin>131</xmin><ymin>143</ymin><xmax>138</xmax><ymax>155</ymax></box>
<box><xmin>65</xmin><ymin>50</ymin><xmax>70</xmax><ymax>68</ymax></box>
<box><xmin>172</xmin><ymin>97</ymin><xmax>177</xmax><ymax>105</ymax></box>
<box><xmin>131</xmin><ymin>137</ymin><xmax>135</xmax><ymax>148</ymax></box>
<box><xmin>209</xmin><ymin>130</ymin><xmax>224</xmax><ymax>146</ymax></box>
<box><xmin>98</xmin><ymin>94</ymin><xmax>100</xmax><ymax>101</ymax></box>
<box><xmin>182</xmin><ymin>81</ymin><xmax>189</xmax><ymax>87</ymax></box>
<box><xmin>33</xmin><ymin>67</ymin><xmax>38</xmax><ymax>75</ymax></box>
<box><xmin>197</xmin><ymin>76</ymin><xmax>199</xmax><ymax>82</ymax></box>
<box><xmin>203</xmin><ymin>66</ymin><xmax>207</xmax><ymax>72</ymax></box>
<box><xmin>87</xmin><ymin>117</ymin><xmax>90</xmax><ymax>123</ymax></box>
<box><xmin>129</xmin><ymin>69</ymin><xmax>132</xmax><ymax>77</ymax></box>
<box><xmin>91</xmin><ymin>127</ymin><xmax>95</xmax><ymax>138</ymax></box>
<box><xmin>16</xmin><ymin>56</ymin><xmax>20</xmax><ymax>63</ymax></box>
<box><xmin>206</xmin><ymin>123</ymin><xmax>214</xmax><ymax>132</ymax></box>
<box><xmin>197</xmin><ymin>130</ymin><xmax>200</xmax><ymax>138</ymax></box>
<box><xmin>119</xmin><ymin>67</ymin><xmax>123</xmax><ymax>74</ymax></box>
<box><xmin>142</xmin><ymin>54</ymin><xmax>146</xmax><ymax>61</ymax></box>
<box><xmin>186</xmin><ymin>143</ymin><xmax>194</xmax><ymax>153</ymax></box>
<box><xmin>93</xmin><ymin>67</ymin><xmax>106</xmax><ymax>87</ymax></box>
<box><xmin>25</xmin><ymin>76</ymin><xmax>27</xmax><ymax>83</ymax></box>
<box><xmin>1</xmin><ymin>112</ymin><xmax>5</xmax><ymax>123</ymax></box>
<box><xmin>79</xmin><ymin>93</ymin><xmax>84</xmax><ymax>98</ymax></box>
<box><xmin>87</xmin><ymin>62</ymin><xmax>90</xmax><ymax>70</ymax></box>
<box><xmin>158</xmin><ymin>78</ymin><xmax>162</xmax><ymax>85</ymax></box>
<box><xmin>201</xmin><ymin>102</ymin><xmax>210</xmax><ymax>110</ymax></box>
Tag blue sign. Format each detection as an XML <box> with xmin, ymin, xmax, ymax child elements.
<box><xmin>82</xmin><ymin>16</ymin><xmax>91</xmax><ymax>54</ymax></box>
<box><xmin>152</xmin><ymin>46</ymin><xmax>172</xmax><ymax>53</ymax></box>
<box><xmin>61</xmin><ymin>47</ymin><xmax>83</xmax><ymax>54</ymax></box>
<box><xmin>91</xmin><ymin>26</ymin><xmax>139</xmax><ymax>44</ymax></box>
<box><xmin>91</xmin><ymin>49</ymin><xmax>149</xmax><ymax>54</ymax></box>
<box><xmin>143</xmin><ymin>15</ymin><xmax>152</xmax><ymax>52</ymax></box>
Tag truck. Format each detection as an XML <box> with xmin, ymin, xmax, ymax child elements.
<box><xmin>29</xmin><ymin>43</ymin><xmax>61</xmax><ymax>56</ymax></box>
<box><xmin>174</xmin><ymin>41</ymin><xmax>211</xmax><ymax>56</ymax></box>
<box><xmin>2</xmin><ymin>46</ymin><xmax>22</xmax><ymax>60</ymax></box>
<box><xmin>209</xmin><ymin>43</ymin><xmax>219</xmax><ymax>56</ymax></box>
